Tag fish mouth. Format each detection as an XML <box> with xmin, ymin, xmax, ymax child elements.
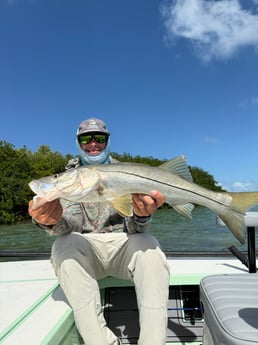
<box><xmin>29</xmin><ymin>180</ymin><xmax>55</xmax><ymax>196</ymax></box>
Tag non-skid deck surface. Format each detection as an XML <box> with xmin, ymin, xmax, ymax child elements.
<box><xmin>0</xmin><ymin>260</ymin><xmax>73</xmax><ymax>345</ymax></box>
<box><xmin>0</xmin><ymin>257</ymin><xmax>255</xmax><ymax>344</ymax></box>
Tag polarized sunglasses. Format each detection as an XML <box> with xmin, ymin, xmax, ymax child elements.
<box><xmin>79</xmin><ymin>134</ymin><xmax>108</xmax><ymax>145</ymax></box>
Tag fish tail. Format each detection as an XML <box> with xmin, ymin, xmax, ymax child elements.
<box><xmin>229</xmin><ymin>192</ymin><xmax>258</xmax><ymax>213</ymax></box>
<box><xmin>219</xmin><ymin>192</ymin><xmax>258</xmax><ymax>244</ymax></box>
<box><xmin>219</xmin><ymin>210</ymin><xmax>246</xmax><ymax>244</ymax></box>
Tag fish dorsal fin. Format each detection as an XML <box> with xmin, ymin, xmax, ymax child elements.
<box><xmin>108</xmin><ymin>194</ymin><xmax>133</xmax><ymax>217</ymax></box>
<box><xmin>160</xmin><ymin>155</ymin><xmax>193</xmax><ymax>182</ymax></box>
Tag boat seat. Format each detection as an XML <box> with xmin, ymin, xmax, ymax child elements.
<box><xmin>200</xmin><ymin>273</ymin><xmax>258</xmax><ymax>345</ymax></box>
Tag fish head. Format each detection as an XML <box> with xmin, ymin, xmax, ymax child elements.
<box><xmin>29</xmin><ymin>169</ymin><xmax>80</xmax><ymax>207</ymax></box>
<box><xmin>29</xmin><ymin>167</ymin><xmax>101</xmax><ymax>207</ymax></box>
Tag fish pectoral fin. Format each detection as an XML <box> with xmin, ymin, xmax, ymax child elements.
<box><xmin>173</xmin><ymin>203</ymin><xmax>194</xmax><ymax>219</ymax></box>
<box><xmin>109</xmin><ymin>194</ymin><xmax>133</xmax><ymax>217</ymax></box>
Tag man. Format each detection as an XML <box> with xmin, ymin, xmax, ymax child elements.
<box><xmin>29</xmin><ymin>118</ymin><xmax>170</xmax><ymax>345</ymax></box>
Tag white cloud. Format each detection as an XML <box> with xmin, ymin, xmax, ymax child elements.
<box><xmin>233</xmin><ymin>181</ymin><xmax>254</xmax><ymax>191</ymax></box>
<box><xmin>220</xmin><ymin>180</ymin><xmax>258</xmax><ymax>191</ymax></box>
<box><xmin>161</xmin><ymin>0</ymin><xmax>258</xmax><ymax>62</ymax></box>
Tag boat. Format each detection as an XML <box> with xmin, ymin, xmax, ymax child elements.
<box><xmin>0</xmin><ymin>212</ymin><xmax>258</xmax><ymax>345</ymax></box>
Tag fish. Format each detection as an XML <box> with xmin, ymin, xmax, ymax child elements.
<box><xmin>29</xmin><ymin>155</ymin><xmax>258</xmax><ymax>244</ymax></box>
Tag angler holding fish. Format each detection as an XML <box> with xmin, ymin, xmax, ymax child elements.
<box><xmin>28</xmin><ymin>118</ymin><xmax>170</xmax><ymax>345</ymax></box>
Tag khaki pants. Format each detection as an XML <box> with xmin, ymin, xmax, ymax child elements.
<box><xmin>51</xmin><ymin>232</ymin><xmax>170</xmax><ymax>345</ymax></box>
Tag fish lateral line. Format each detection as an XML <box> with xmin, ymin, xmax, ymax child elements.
<box><xmin>96</xmin><ymin>168</ymin><xmax>233</xmax><ymax>209</ymax></box>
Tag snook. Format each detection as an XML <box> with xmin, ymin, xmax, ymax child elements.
<box><xmin>29</xmin><ymin>156</ymin><xmax>258</xmax><ymax>244</ymax></box>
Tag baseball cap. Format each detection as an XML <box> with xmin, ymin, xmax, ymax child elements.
<box><xmin>77</xmin><ymin>118</ymin><xmax>110</xmax><ymax>136</ymax></box>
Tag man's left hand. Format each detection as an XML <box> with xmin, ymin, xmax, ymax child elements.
<box><xmin>132</xmin><ymin>190</ymin><xmax>165</xmax><ymax>217</ymax></box>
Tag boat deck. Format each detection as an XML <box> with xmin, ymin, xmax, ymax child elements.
<box><xmin>0</xmin><ymin>255</ymin><xmax>255</xmax><ymax>345</ymax></box>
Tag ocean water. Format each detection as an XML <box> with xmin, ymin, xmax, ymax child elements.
<box><xmin>1</xmin><ymin>206</ymin><xmax>257</xmax><ymax>255</ymax></box>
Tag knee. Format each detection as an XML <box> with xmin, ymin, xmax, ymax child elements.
<box><xmin>127</xmin><ymin>234</ymin><xmax>169</xmax><ymax>277</ymax></box>
<box><xmin>128</xmin><ymin>232</ymin><xmax>161</xmax><ymax>252</ymax></box>
<box><xmin>130</xmin><ymin>246</ymin><xmax>170</xmax><ymax>284</ymax></box>
<box><xmin>138</xmin><ymin>248</ymin><xmax>169</xmax><ymax>274</ymax></box>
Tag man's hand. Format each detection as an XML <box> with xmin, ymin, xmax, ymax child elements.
<box><xmin>28</xmin><ymin>199</ymin><xmax>63</xmax><ymax>226</ymax></box>
<box><xmin>132</xmin><ymin>190</ymin><xmax>165</xmax><ymax>217</ymax></box>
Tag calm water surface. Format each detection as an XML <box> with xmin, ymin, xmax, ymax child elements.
<box><xmin>1</xmin><ymin>206</ymin><xmax>257</xmax><ymax>255</ymax></box>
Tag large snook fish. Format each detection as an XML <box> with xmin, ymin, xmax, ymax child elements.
<box><xmin>29</xmin><ymin>155</ymin><xmax>258</xmax><ymax>244</ymax></box>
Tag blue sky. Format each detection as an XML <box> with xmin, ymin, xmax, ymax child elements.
<box><xmin>1</xmin><ymin>0</ymin><xmax>258</xmax><ymax>192</ymax></box>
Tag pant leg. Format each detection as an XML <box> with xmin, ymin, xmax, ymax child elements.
<box><xmin>51</xmin><ymin>233</ymin><xmax>121</xmax><ymax>345</ymax></box>
<box><xmin>110</xmin><ymin>233</ymin><xmax>170</xmax><ymax>345</ymax></box>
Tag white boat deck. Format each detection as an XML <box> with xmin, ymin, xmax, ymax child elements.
<box><xmin>0</xmin><ymin>256</ymin><xmax>256</xmax><ymax>344</ymax></box>
<box><xmin>0</xmin><ymin>260</ymin><xmax>68</xmax><ymax>345</ymax></box>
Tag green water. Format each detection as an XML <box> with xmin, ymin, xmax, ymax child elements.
<box><xmin>1</xmin><ymin>206</ymin><xmax>257</xmax><ymax>254</ymax></box>
<box><xmin>151</xmin><ymin>207</ymin><xmax>258</xmax><ymax>252</ymax></box>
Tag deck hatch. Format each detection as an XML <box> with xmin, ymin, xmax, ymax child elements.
<box><xmin>104</xmin><ymin>285</ymin><xmax>204</xmax><ymax>343</ymax></box>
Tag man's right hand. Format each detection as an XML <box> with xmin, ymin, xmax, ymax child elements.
<box><xmin>28</xmin><ymin>199</ymin><xmax>63</xmax><ymax>226</ymax></box>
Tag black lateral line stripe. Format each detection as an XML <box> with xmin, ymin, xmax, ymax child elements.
<box><xmin>105</xmin><ymin>169</ymin><xmax>227</xmax><ymax>207</ymax></box>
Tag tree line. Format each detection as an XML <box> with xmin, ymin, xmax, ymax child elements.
<box><xmin>0</xmin><ymin>141</ymin><xmax>224</xmax><ymax>224</ymax></box>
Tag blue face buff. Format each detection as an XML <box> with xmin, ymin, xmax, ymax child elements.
<box><xmin>76</xmin><ymin>133</ymin><xmax>111</xmax><ymax>165</ymax></box>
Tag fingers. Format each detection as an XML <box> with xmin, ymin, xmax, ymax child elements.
<box><xmin>132</xmin><ymin>190</ymin><xmax>165</xmax><ymax>217</ymax></box>
<box><xmin>150</xmin><ymin>190</ymin><xmax>166</xmax><ymax>208</ymax></box>
<box><xmin>28</xmin><ymin>199</ymin><xmax>63</xmax><ymax>226</ymax></box>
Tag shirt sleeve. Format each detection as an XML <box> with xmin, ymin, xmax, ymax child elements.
<box><xmin>125</xmin><ymin>214</ymin><xmax>152</xmax><ymax>233</ymax></box>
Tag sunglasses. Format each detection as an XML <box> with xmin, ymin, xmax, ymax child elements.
<box><xmin>79</xmin><ymin>134</ymin><xmax>108</xmax><ymax>145</ymax></box>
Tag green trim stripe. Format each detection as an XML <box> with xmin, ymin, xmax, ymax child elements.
<box><xmin>0</xmin><ymin>278</ymin><xmax>57</xmax><ymax>284</ymax></box>
<box><xmin>0</xmin><ymin>282</ymin><xmax>59</xmax><ymax>344</ymax></box>
<box><xmin>40</xmin><ymin>309</ymin><xmax>74</xmax><ymax>345</ymax></box>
